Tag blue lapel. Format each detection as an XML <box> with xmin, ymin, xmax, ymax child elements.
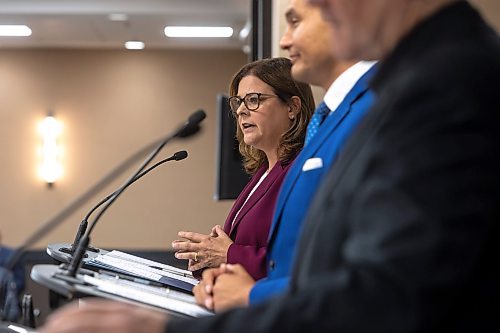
<box><xmin>267</xmin><ymin>70</ymin><xmax>373</xmax><ymax>241</ymax></box>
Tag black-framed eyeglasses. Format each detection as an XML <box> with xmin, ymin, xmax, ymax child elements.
<box><xmin>228</xmin><ymin>93</ymin><xmax>279</xmax><ymax>116</ymax></box>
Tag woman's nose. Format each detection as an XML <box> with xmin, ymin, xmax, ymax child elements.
<box><xmin>236</xmin><ymin>103</ymin><xmax>249</xmax><ymax>117</ymax></box>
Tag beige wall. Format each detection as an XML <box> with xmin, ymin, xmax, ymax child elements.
<box><xmin>0</xmin><ymin>49</ymin><xmax>246</xmax><ymax>249</ymax></box>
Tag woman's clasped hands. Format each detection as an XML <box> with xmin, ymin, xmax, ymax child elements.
<box><xmin>172</xmin><ymin>225</ymin><xmax>233</xmax><ymax>271</ymax></box>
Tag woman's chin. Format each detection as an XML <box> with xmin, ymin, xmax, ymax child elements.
<box><xmin>243</xmin><ymin>136</ymin><xmax>258</xmax><ymax>147</ymax></box>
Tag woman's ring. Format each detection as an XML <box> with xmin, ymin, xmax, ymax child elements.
<box><xmin>194</xmin><ymin>252</ymin><xmax>199</xmax><ymax>262</ymax></box>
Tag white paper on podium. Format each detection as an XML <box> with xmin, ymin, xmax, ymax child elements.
<box><xmin>87</xmin><ymin>250</ymin><xmax>198</xmax><ymax>292</ymax></box>
<box><xmin>83</xmin><ymin>274</ymin><xmax>213</xmax><ymax>317</ymax></box>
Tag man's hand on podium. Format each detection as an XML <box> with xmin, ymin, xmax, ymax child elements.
<box><xmin>193</xmin><ymin>264</ymin><xmax>253</xmax><ymax>313</ymax></box>
<box><xmin>39</xmin><ymin>299</ymin><xmax>168</xmax><ymax>333</ymax></box>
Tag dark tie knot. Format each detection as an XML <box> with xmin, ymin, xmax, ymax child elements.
<box><xmin>304</xmin><ymin>102</ymin><xmax>330</xmax><ymax>146</ymax></box>
<box><xmin>316</xmin><ymin>102</ymin><xmax>330</xmax><ymax>117</ymax></box>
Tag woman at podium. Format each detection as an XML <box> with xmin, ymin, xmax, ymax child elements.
<box><xmin>172</xmin><ymin>57</ymin><xmax>314</xmax><ymax>281</ymax></box>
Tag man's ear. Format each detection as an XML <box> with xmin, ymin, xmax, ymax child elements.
<box><xmin>288</xmin><ymin>96</ymin><xmax>302</xmax><ymax>120</ymax></box>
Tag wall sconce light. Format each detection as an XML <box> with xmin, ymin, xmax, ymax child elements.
<box><xmin>38</xmin><ymin>114</ymin><xmax>63</xmax><ymax>187</ymax></box>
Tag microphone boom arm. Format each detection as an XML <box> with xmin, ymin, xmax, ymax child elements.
<box><xmin>60</xmin><ymin>151</ymin><xmax>187</xmax><ymax>255</ymax></box>
<box><xmin>66</xmin><ymin>110</ymin><xmax>205</xmax><ymax>276</ymax></box>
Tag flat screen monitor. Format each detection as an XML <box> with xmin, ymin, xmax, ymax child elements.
<box><xmin>214</xmin><ymin>94</ymin><xmax>250</xmax><ymax>200</ymax></box>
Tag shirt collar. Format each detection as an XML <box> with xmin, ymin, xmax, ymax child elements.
<box><xmin>323</xmin><ymin>60</ymin><xmax>377</xmax><ymax>113</ymax></box>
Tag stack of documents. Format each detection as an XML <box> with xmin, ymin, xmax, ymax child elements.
<box><xmin>83</xmin><ymin>273</ymin><xmax>213</xmax><ymax>317</ymax></box>
<box><xmin>88</xmin><ymin>250</ymin><xmax>198</xmax><ymax>292</ymax></box>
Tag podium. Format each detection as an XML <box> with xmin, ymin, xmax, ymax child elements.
<box><xmin>32</xmin><ymin>244</ymin><xmax>213</xmax><ymax>318</ymax></box>
<box><xmin>30</xmin><ymin>264</ymin><xmax>212</xmax><ymax>318</ymax></box>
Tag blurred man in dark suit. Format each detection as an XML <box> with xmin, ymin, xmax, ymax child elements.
<box><xmin>40</xmin><ymin>1</ymin><xmax>500</xmax><ymax>332</ymax></box>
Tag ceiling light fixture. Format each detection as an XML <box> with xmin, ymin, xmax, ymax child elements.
<box><xmin>108</xmin><ymin>13</ymin><xmax>129</xmax><ymax>22</ymax></box>
<box><xmin>124</xmin><ymin>40</ymin><xmax>145</xmax><ymax>50</ymax></box>
<box><xmin>0</xmin><ymin>25</ymin><xmax>32</xmax><ymax>37</ymax></box>
<box><xmin>164</xmin><ymin>26</ymin><xmax>233</xmax><ymax>38</ymax></box>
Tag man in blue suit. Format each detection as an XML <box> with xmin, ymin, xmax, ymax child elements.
<box><xmin>191</xmin><ymin>0</ymin><xmax>377</xmax><ymax>312</ymax></box>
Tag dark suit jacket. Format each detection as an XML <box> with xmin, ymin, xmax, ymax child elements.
<box><xmin>222</xmin><ymin>160</ymin><xmax>294</xmax><ymax>281</ymax></box>
<box><xmin>168</xmin><ymin>2</ymin><xmax>500</xmax><ymax>332</ymax></box>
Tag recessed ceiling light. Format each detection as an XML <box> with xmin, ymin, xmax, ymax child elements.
<box><xmin>164</xmin><ymin>26</ymin><xmax>233</xmax><ymax>38</ymax></box>
<box><xmin>0</xmin><ymin>25</ymin><xmax>32</xmax><ymax>37</ymax></box>
<box><xmin>108</xmin><ymin>13</ymin><xmax>129</xmax><ymax>22</ymax></box>
<box><xmin>124</xmin><ymin>40</ymin><xmax>145</xmax><ymax>50</ymax></box>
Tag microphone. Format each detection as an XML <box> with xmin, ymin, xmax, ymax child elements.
<box><xmin>177</xmin><ymin>110</ymin><xmax>206</xmax><ymax>137</ymax></box>
<box><xmin>4</xmin><ymin>110</ymin><xmax>205</xmax><ymax>274</ymax></box>
<box><xmin>59</xmin><ymin>150</ymin><xmax>188</xmax><ymax>257</ymax></box>
<box><xmin>172</xmin><ymin>150</ymin><xmax>189</xmax><ymax>160</ymax></box>
<box><xmin>65</xmin><ymin>110</ymin><xmax>205</xmax><ymax>277</ymax></box>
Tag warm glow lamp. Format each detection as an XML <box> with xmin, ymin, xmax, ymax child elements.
<box><xmin>38</xmin><ymin>115</ymin><xmax>63</xmax><ymax>186</ymax></box>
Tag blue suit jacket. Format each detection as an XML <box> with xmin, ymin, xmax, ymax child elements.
<box><xmin>249</xmin><ymin>66</ymin><xmax>376</xmax><ymax>303</ymax></box>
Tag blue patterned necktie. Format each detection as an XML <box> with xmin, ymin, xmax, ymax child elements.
<box><xmin>305</xmin><ymin>101</ymin><xmax>330</xmax><ymax>146</ymax></box>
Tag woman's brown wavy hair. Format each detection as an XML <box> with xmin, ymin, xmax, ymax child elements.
<box><xmin>229</xmin><ymin>57</ymin><xmax>315</xmax><ymax>175</ymax></box>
